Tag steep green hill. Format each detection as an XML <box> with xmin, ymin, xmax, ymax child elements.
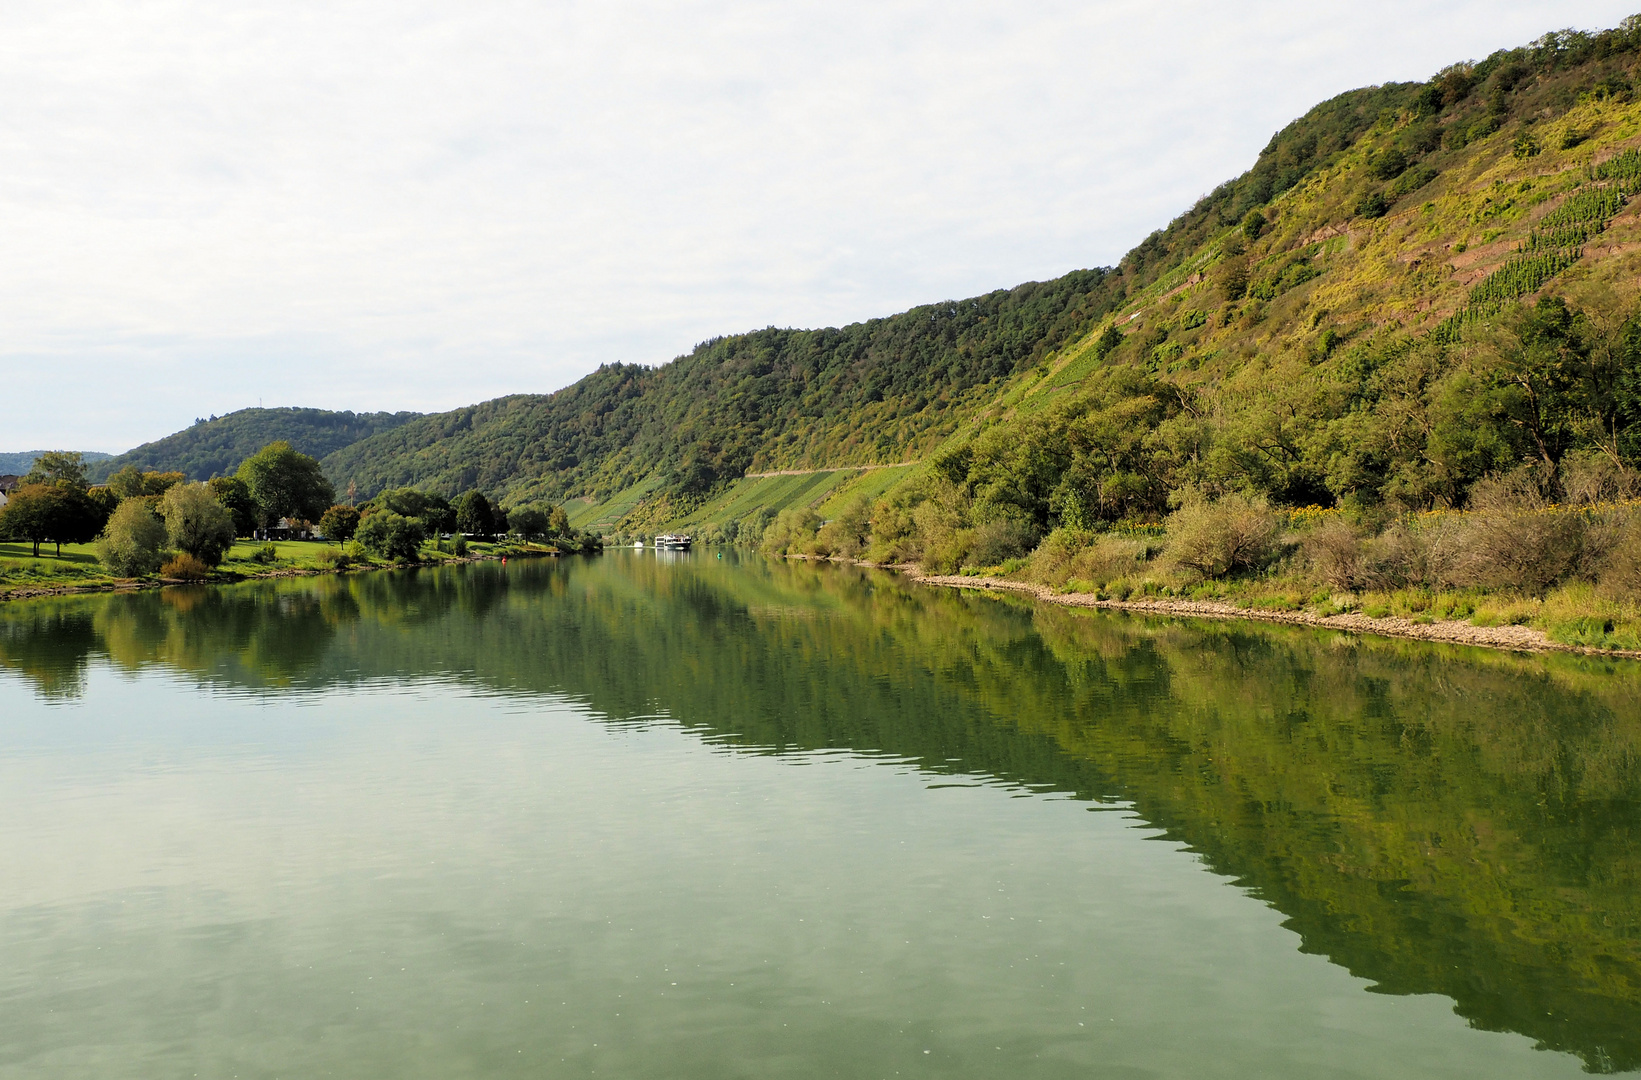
<box><xmin>319</xmin><ymin>19</ymin><xmax>1641</xmax><ymax>534</ymax></box>
<box><xmin>90</xmin><ymin>407</ymin><xmax>421</xmax><ymax>485</ymax></box>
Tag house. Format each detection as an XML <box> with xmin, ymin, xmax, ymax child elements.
<box><xmin>258</xmin><ymin>518</ymin><xmax>313</xmax><ymax>541</ymax></box>
<box><xmin>0</xmin><ymin>475</ymin><xmax>20</xmax><ymax>494</ymax></box>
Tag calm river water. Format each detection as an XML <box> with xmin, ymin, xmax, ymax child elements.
<box><xmin>1</xmin><ymin>550</ymin><xmax>1638</xmax><ymax>1078</ymax></box>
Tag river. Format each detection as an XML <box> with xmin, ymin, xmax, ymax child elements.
<box><xmin>1</xmin><ymin>549</ymin><xmax>1637</xmax><ymax>1078</ymax></box>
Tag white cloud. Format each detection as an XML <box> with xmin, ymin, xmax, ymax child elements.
<box><xmin>0</xmin><ymin>0</ymin><xmax>1631</xmax><ymax>450</ymax></box>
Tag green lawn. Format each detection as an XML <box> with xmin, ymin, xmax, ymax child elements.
<box><xmin>0</xmin><ymin>542</ymin><xmax>112</xmax><ymax>590</ymax></box>
<box><xmin>1</xmin><ymin>536</ymin><xmax>559</xmax><ymax>596</ymax></box>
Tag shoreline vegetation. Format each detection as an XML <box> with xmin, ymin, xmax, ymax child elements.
<box><xmin>755</xmin><ymin>485</ymin><xmax>1641</xmax><ymax>660</ymax></box>
<box><xmin>0</xmin><ymin>537</ymin><xmax>573</xmax><ymax>603</ymax></box>
<box><xmin>8</xmin><ymin>529</ymin><xmax>1641</xmax><ymax>662</ymax></box>
<box><xmin>0</xmin><ymin>445</ymin><xmax>601</xmax><ymax>604</ymax></box>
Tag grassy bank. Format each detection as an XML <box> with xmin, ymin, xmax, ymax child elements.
<box><xmin>0</xmin><ymin>537</ymin><xmax>570</xmax><ymax>601</ymax></box>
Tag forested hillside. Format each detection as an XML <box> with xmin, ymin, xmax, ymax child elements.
<box><xmin>0</xmin><ymin>451</ymin><xmax>109</xmax><ymax>476</ymax></box>
<box><xmin>317</xmin><ymin>19</ymin><xmax>1641</xmax><ymax>535</ymax></box>
<box><xmin>89</xmin><ymin>408</ymin><xmax>421</xmax><ymax>485</ymax></box>
<box><xmin>320</xmin><ymin>272</ymin><xmax>1117</xmax><ymax>505</ymax></box>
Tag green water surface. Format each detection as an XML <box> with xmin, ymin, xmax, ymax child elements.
<box><xmin>0</xmin><ymin>550</ymin><xmax>1637</xmax><ymax>1078</ymax></box>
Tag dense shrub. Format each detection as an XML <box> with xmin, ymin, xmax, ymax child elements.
<box><xmin>160</xmin><ymin>552</ymin><xmax>212</xmax><ymax>581</ymax></box>
<box><xmin>759</xmin><ymin>508</ymin><xmax>822</xmax><ymax>555</ymax></box>
<box><xmin>1598</xmin><ymin>517</ymin><xmax>1641</xmax><ymax>598</ymax></box>
<box><xmin>1439</xmin><ymin>476</ymin><xmax>1617</xmax><ymax>592</ymax></box>
<box><xmin>967</xmin><ymin>518</ymin><xmax>1037</xmax><ymax>568</ymax></box>
<box><xmin>918</xmin><ymin>529</ymin><xmax>973</xmax><ymax>574</ymax></box>
<box><xmin>1365</xmin><ymin>522</ymin><xmax>1462</xmax><ymax>590</ymax></box>
<box><xmin>816</xmin><ymin>497</ymin><xmax>872</xmax><ymax>560</ymax></box>
<box><xmin>864</xmin><ymin>498</ymin><xmax>919</xmax><ymax>564</ymax></box>
<box><xmin>1164</xmin><ymin>493</ymin><xmax>1281</xmax><ymax>578</ymax></box>
<box><xmin>1028</xmin><ymin>528</ymin><xmax>1152</xmax><ymax>587</ymax></box>
<box><xmin>1029</xmin><ymin>528</ymin><xmax>1097</xmax><ymax>581</ymax></box>
<box><xmin>909</xmin><ymin>484</ymin><xmax>974</xmax><ymax>573</ymax></box>
<box><xmin>96</xmin><ymin>499</ymin><xmax>167</xmax><ymax>577</ymax></box>
<box><xmin>1561</xmin><ymin>452</ymin><xmax>1640</xmax><ymax>505</ymax></box>
<box><xmin>1447</xmin><ymin>509</ymin><xmax>1600</xmax><ymax>591</ymax></box>
<box><xmin>1301</xmin><ymin>519</ymin><xmax>1367</xmax><ymax>590</ymax></box>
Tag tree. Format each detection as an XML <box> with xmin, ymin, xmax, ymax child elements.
<box><xmin>548</xmin><ymin>504</ymin><xmax>570</xmax><ymax>535</ymax></box>
<box><xmin>107</xmin><ymin>466</ymin><xmax>145</xmax><ymax>499</ymax></box>
<box><xmin>23</xmin><ymin>451</ymin><xmax>89</xmax><ymax>490</ymax></box>
<box><xmin>85</xmin><ymin>487</ymin><xmax>119</xmax><ymax>531</ymax></box>
<box><xmin>208</xmin><ymin>476</ymin><xmax>259</xmax><ymax>536</ymax></box>
<box><xmin>423</xmin><ymin>493</ymin><xmax>454</xmax><ymax>533</ymax></box>
<box><xmin>453</xmin><ymin>491</ymin><xmax>494</xmax><ymax>536</ymax></box>
<box><xmin>0</xmin><ymin>483</ymin><xmax>101</xmax><ymax>556</ymax></box>
<box><xmin>236</xmin><ymin>442</ymin><xmax>335</xmax><ymax>527</ymax></box>
<box><xmin>108</xmin><ymin>466</ymin><xmax>185</xmax><ymax>499</ymax></box>
<box><xmin>1370</xmin><ymin>147</ymin><xmax>1408</xmax><ymax>179</ymax></box>
<box><xmin>368</xmin><ymin>487</ymin><xmax>453</xmax><ymax>533</ymax></box>
<box><xmin>159</xmin><ymin>482</ymin><xmax>237</xmax><ymax>565</ymax></box>
<box><xmin>509</xmin><ymin>506</ymin><xmax>548</xmax><ymax>541</ymax></box>
<box><xmin>1216</xmin><ymin>256</ymin><xmax>1249</xmax><ymax>303</ymax></box>
<box><xmin>319</xmin><ymin>504</ymin><xmax>362</xmax><ymax>542</ymax></box>
<box><xmin>354</xmin><ymin>511</ymin><xmax>426</xmax><ymax>561</ymax></box>
<box><xmin>96</xmin><ymin>499</ymin><xmax>167</xmax><ymax>577</ymax></box>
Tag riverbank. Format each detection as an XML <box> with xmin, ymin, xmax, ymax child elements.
<box><xmin>0</xmin><ymin>538</ymin><xmax>572</xmax><ymax>604</ymax></box>
<box><xmin>907</xmin><ymin>570</ymin><xmax>1641</xmax><ymax>661</ymax></box>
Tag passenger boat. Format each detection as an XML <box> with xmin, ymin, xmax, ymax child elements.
<box><xmin>654</xmin><ymin>533</ymin><xmax>693</xmax><ymax>550</ymax></box>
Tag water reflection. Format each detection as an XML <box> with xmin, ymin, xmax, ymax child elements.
<box><xmin>2</xmin><ymin>552</ymin><xmax>1639</xmax><ymax>1071</ymax></box>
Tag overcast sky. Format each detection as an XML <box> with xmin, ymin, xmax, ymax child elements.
<box><xmin>2</xmin><ymin>1</ymin><xmax>1636</xmax><ymax>452</ymax></box>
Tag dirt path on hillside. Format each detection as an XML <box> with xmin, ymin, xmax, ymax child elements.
<box><xmin>904</xmin><ymin>571</ymin><xmax>1641</xmax><ymax>661</ymax></box>
<box><xmin>742</xmin><ymin>462</ymin><xmax>918</xmax><ymax>478</ymax></box>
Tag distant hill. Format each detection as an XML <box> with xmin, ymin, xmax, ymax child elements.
<box><xmin>87</xmin><ymin>408</ymin><xmax>421</xmax><ymax>484</ymax></box>
<box><xmin>0</xmin><ymin>451</ymin><xmax>112</xmax><ymax>476</ymax></box>
<box><xmin>320</xmin><ymin>271</ymin><xmax>1115</xmax><ymax>505</ymax></box>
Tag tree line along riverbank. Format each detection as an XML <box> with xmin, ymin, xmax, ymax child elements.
<box><xmin>0</xmin><ymin>444</ymin><xmax>599</xmax><ymax>600</ymax></box>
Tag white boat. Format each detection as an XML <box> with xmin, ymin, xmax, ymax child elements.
<box><xmin>654</xmin><ymin>533</ymin><xmax>692</xmax><ymax>550</ymax></box>
<box><xmin>632</xmin><ymin>540</ymin><xmax>645</xmax><ymax>548</ymax></box>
